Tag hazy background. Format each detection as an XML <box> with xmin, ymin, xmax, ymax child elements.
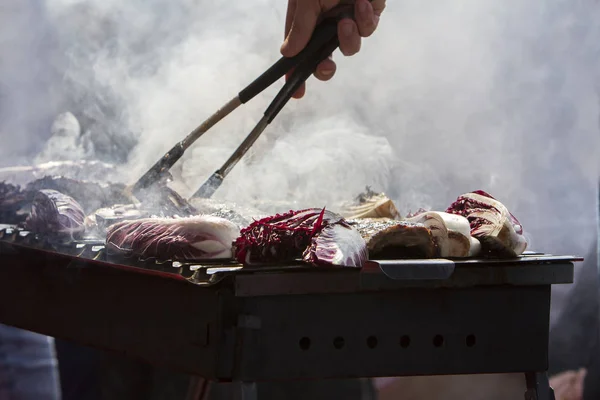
<box><xmin>1</xmin><ymin>0</ymin><xmax>599</xmax><ymax>322</ymax></box>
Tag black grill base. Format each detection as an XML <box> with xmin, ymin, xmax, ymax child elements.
<box><xmin>0</xmin><ymin>242</ymin><xmax>573</xmax><ymax>399</ymax></box>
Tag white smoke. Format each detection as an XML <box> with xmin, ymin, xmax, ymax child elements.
<box><xmin>1</xmin><ymin>0</ymin><xmax>599</xmax><ymax>322</ymax></box>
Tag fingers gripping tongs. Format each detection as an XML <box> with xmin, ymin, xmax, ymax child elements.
<box><xmin>131</xmin><ymin>5</ymin><xmax>360</xmax><ymax>199</ymax></box>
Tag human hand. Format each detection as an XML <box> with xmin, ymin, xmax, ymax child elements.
<box><xmin>281</xmin><ymin>0</ymin><xmax>386</xmax><ymax>99</ymax></box>
<box><xmin>550</xmin><ymin>368</ymin><xmax>587</xmax><ymax>400</ymax></box>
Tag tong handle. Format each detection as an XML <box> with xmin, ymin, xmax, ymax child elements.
<box><xmin>238</xmin><ymin>8</ymin><xmax>344</xmax><ymax>104</ymax></box>
<box><xmin>265</xmin><ymin>30</ymin><xmax>340</xmax><ymax>123</ymax></box>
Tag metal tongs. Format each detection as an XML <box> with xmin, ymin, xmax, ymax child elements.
<box><xmin>131</xmin><ymin>3</ymin><xmax>363</xmax><ymax>199</ymax></box>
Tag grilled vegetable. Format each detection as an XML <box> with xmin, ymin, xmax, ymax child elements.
<box><xmin>105</xmin><ymin>215</ymin><xmax>240</xmax><ymax>261</ymax></box>
<box><xmin>446</xmin><ymin>190</ymin><xmax>527</xmax><ymax>257</ymax></box>
<box><xmin>24</xmin><ymin>189</ymin><xmax>86</xmax><ymax>237</ymax></box>
<box><xmin>234</xmin><ymin>208</ymin><xmax>367</xmax><ymax>268</ymax></box>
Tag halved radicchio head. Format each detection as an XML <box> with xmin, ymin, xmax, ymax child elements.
<box><xmin>446</xmin><ymin>190</ymin><xmax>527</xmax><ymax>257</ymax></box>
<box><xmin>234</xmin><ymin>207</ymin><xmax>368</xmax><ymax>268</ymax></box>
<box><xmin>105</xmin><ymin>215</ymin><xmax>240</xmax><ymax>261</ymax></box>
<box><xmin>24</xmin><ymin>189</ymin><xmax>86</xmax><ymax>237</ymax></box>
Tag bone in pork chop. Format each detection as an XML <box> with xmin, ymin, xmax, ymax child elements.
<box><xmin>24</xmin><ymin>189</ymin><xmax>86</xmax><ymax>238</ymax></box>
<box><xmin>446</xmin><ymin>190</ymin><xmax>527</xmax><ymax>257</ymax></box>
<box><xmin>405</xmin><ymin>211</ymin><xmax>481</xmax><ymax>258</ymax></box>
<box><xmin>105</xmin><ymin>215</ymin><xmax>240</xmax><ymax>261</ymax></box>
<box><xmin>347</xmin><ymin>218</ymin><xmax>436</xmax><ymax>259</ymax></box>
<box><xmin>234</xmin><ymin>208</ymin><xmax>368</xmax><ymax>268</ymax></box>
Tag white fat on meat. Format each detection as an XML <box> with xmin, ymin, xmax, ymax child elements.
<box><xmin>406</xmin><ymin>211</ymin><xmax>481</xmax><ymax>258</ymax></box>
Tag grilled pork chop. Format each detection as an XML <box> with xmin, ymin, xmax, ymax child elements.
<box><xmin>348</xmin><ymin>218</ymin><xmax>436</xmax><ymax>259</ymax></box>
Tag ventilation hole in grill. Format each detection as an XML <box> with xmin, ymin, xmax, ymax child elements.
<box><xmin>367</xmin><ymin>336</ymin><xmax>378</xmax><ymax>349</ymax></box>
<box><xmin>433</xmin><ymin>335</ymin><xmax>444</xmax><ymax>348</ymax></box>
<box><xmin>466</xmin><ymin>334</ymin><xmax>476</xmax><ymax>347</ymax></box>
<box><xmin>400</xmin><ymin>335</ymin><xmax>411</xmax><ymax>348</ymax></box>
<box><xmin>333</xmin><ymin>337</ymin><xmax>345</xmax><ymax>350</ymax></box>
<box><xmin>299</xmin><ymin>337</ymin><xmax>311</xmax><ymax>350</ymax></box>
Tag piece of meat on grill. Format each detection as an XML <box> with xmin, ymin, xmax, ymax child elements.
<box><xmin>337</xmin><ymin>186</ymin><xmax>400</xmax><ymax>220</ymax></box>
<box><xmin>234</xmin><ymin>208</ymin><xmax>368</xmax><ymax>268</ymax></box>
<box><xmin>105</xmin><ymin>215</ymin><xmax>240</xmax><ymax>261</ymax></box>
<box><xmin>347</xmin><ymin>218</ymin><xmax>436</xmax><ymax>259</ymax></box>
<box><xmin>190</xmin><ymin>198</ymin><xmax>268</xmax><ymax>228</ymax></box>
<box><xmin>446</xmin><ymin>190</ymin><xmax>527</xmax><ymax>257</ymax></box>
<box><xmin>405</xmin><ymin>211</ymin><xmax>481</xmax><ymax>258</ymax></box>
<box><xmin>24</xmin><ymin>189</ymin><xmax>86</xmax><ymax>238</ymax></box>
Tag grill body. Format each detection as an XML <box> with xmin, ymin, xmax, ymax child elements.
<box><xmin>0</xmin><ymin>233</ymin><xmax>573</xmax><ymax>383</ymax></box>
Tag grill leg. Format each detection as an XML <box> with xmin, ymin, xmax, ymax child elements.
<box><xmin>185</xmin><ymin>376</ymin><xmax>212</xmax><ymax>400</ymax></box>
<box><xmin>232</xmin><ymin>382</ymin><xmax>258</xmax><ymax>400</ymax></box>
<box><xmin>524</xmin><ymin>372</ymin><xmax>555</xmax><ymax>400</ymax></box>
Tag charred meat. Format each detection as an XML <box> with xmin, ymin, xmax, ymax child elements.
<box><xmin>348</xmin><ymin>218</ymin><xmax>436</xmax><ymax>259</ymax></box>
<box><xmin>446</xmin><ymin>190</ymin><xmax>527</xmax><ymax>257</ymax></box>
<box><xmin>234</xmin><ymin>208</ymin><xmax>367</xmax><ymax>268</ymax></box>
<box><xmin>24</xmin><ymin>189</ymin><xmax>86</xmax><ymax>237</ymax></box>
<box><xmin>105</xmin><ymin>215</ymin><xmax>240</xmax><ymax>261</ymax></box>
<box><xmin>405</xmin><ymin>211</ymin><xmax>481</xmax><ymax>258</ymax></box>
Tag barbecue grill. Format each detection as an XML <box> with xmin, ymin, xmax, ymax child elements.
<box><xmin>0</xmin><ymin>224</ymin><xmax>579</xmax><ymax>399</ymax></box>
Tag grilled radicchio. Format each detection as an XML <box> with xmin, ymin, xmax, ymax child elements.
<box><xmin>234</xmin><ymin>208</ymin><xmax>368</xmax><ymax>268</ymax></box>
<box><xmin>105</xmin><ymin>216</ymin><xmax>240</xmax><ymax>261</ymax></box>
<box><xmin>24</xmin><ymin>189</ymin><xmax>86</xmax><ymax>237</ymax></box>
<box><xmin>446</xmin><ymin>190</ymin><xmax>527</xmax><ymax>257</ymax></box>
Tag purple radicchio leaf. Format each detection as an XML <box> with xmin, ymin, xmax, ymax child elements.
<box><xmin>302</xmin><ymin>221</ymin><xmax>368</xmax><ymax>268</ymax></box>
<box><xmin>24</xmin><ymin>189</ymin><xmax>86</xmax><ymax>237</ymax></box>
<box><xmin>234</xmin><ymin>207</ymin><xmax>367</xmax><ymax>267</ymax></box>
<box><xmin>105</xmin><ymin>215</ymin><xmax>240</xmax><ymax>261</ymax></box>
